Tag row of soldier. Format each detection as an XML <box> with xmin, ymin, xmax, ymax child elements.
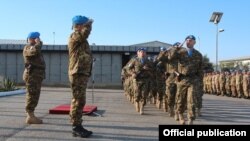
<box><xmin>121</xmin><ymin>35</ymin><xmax>203</xmax><ymax>125</ymax></box>
<box><xmin>203</xmin><ymin>70</ymin><xmax>250</xmax><ymax>98</ymax></box>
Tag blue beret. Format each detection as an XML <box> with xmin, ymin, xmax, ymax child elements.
<box><xmin>27</xmin><ymin>32</ymin><xmax>40</xmax><ymax>39</ymax></box>
<box><xmin>72</xmin><ymin>15</ymin><xmax>89</xmax><ymax>25</ymax></box>
<box><xmin>160</xmin><ymin>47</ymin><xmax>166</xmax><ymax>51</ymax></box>
<box><xmin>185</xmin><ymin>35</ymin><xmax>196</xmax><ymax>41</ymax></box>
<box><xmin>173</xmin><ymin>42</ymin><xmax>181</xmax><ymax>47</ymax></box>
<box><xmin>137</xmin><ymin>47</ymin><xmax>147</xmax><ymax>52</ymax></box>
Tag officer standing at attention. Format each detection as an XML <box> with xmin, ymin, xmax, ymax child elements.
<box><xmin>68</xmin><ymin>15</ymin><xmax>93</xmax><ymax>138</ymax></box>
<box><xmin>23</xmin><ymin>32</ymin><xmax>45</xmax><ymax>124</ymax></box>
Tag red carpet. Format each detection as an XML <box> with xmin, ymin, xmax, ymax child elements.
<box><xmin>49</xmin><ymin>104</ymin><xmax>97</xmax><ymax>115</ymax></box>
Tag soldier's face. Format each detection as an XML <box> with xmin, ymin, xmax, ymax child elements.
<box><xmin>28</xmin><ymin>38</ymin><xmax>36</xmax><ymax>45</ymax></box>
<box><xmin>74</xmin><ymin>24</ymin><xmax>84</xmax><ymax>31</ymax></box>
<box><xmin>137</xmin><ymin>51</ymin><xmax>146</xmax><ymax>58</ymax></box>
<box><xmin>186</xmin><ymin>39</ymin><xmax>196</xmax><ymax>48</ymax></box>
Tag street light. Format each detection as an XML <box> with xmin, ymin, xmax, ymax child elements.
<box><xmin>219</xmin><ymin>29</ymin><xmax>225</xmax><ymax>32</ymax></box>
<box><xmin>53</xmin><ymin>32</ymin><xmax>55</xmax><ymax>45</ymax></box>
<box><xmin>209</xmin><ymin>12</ymin><xmax>223</xmax><ymax>71</ymax></box>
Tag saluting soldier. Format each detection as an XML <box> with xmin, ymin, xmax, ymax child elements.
<box><xmin>169</xmin><ymin>35</ymin><xmax>203</xmax><ymax>125</ymax></box>
<box><xmin>23</xmin><ymin>32</ymin><xmax>45</xmax><ymax>124</ymax></box>
<box><xmin>68</xmin><ymin>15</ymin><xmax>93</xmax><ymax>138</ymax></box>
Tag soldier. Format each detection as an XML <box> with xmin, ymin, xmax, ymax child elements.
<box><xmin>162</xmin><ymin>42</ymin><xmax>180</xmax><ymax>118</ymax></box>
<box><xmin>68</xmin><ymin>15</ymin><xmax>93</xmax><ymax>138</ymax></box>
<box><xmin>248</xmin><ymin>71</ymin><xmax>250</xmax><ymax>98</ymax></box>
<box><xmin>242</xmin><ymin>70</ymin><xmax>249</xmax><ymax>99</ymax></box>
<box><xmin>127</xmin><ymin>48</ymin><xmax>153</xmax><ymax>115</ymax></box>
<box><xmin>225</xmin><ymin>71</ymin><xmax>232</xmax><ymax>96</ymax></box>
<box><xmin>230</xmin><ymin>71</ymin><xmax>237</xmax><ymax>97</ymax></box>
<box><xmin>215</xmin><ymin>71</ymin><xmax>221</xmax><ymax>95</ymax></box>
<box><xmin>148</xmin><ymin>56</ymin><xmax>157</xmax><ymax>105</ymax></box>
<box><xmin>155</xmin><ymin>48</ymin><xmax>167</xmax><ymax>109</ymax></box>
<box><xmin>169</xmin><ymin>35</ymin><xmax>203</xmax><ymax>125</ymax></box>
<box><xmin>23</xmin><ymin>32</ymin><xmax>45</xmax><ymax>124</ymax></box>
<box><xmin>122</xmin><ymin>58</ymin><xmax>135</xmax><ymax>103</ymax></box>
<box><xmin>236</xmin><ymin>70</ymin><xmax>243</xmax><ymax>98</ymax></box>
<box><xmin>219</xmin><ymin>71</ymin><xmax>226</xmax><ymax>96</ymax></box>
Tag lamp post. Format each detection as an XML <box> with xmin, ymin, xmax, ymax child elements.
<box><xmin>209</xmin><ymin>12</ymin><xmax>223</xmax><ymax>71</ymax></box>
<box><xmin>53</xmin><ymin>32</ymin><xmax>55</xmax><ymax>45</ymax></box>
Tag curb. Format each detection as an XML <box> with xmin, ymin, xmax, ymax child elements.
<box><xmin>0</xmin><ymin>89</ymin><xmax>26</xmax><ymax>97</ymax></box>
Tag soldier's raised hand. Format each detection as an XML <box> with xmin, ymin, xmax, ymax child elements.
<box><xmin>35</xmin><ymin>38</ymin><xmax>40</xmax><ymax>44</ymax></box>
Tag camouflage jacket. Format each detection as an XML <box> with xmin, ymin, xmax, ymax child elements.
<box><xmin>23</xmin><ymin>41</ymin><xmax>45</xmax><ymax>80</ymax></box>
<box><xmin>127</xmin><ymin>56</ymin><xmax>153</xmax><ymax>81</ymax></box>
<box><xmin>68</xmin><ymin>25</ymin><xmax>93</xmax><ymax>76</ymax></box>
<box><xmin>168</xmin><ymin>47</ymin><xmax>203</xmax><ymax>83</ymax></box>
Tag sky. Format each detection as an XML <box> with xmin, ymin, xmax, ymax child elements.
<box><xmin>0</xmin><ymin>0</ymin><xmax>250</xmax><ymax>63</ymax></box>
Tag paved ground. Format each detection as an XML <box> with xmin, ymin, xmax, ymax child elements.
<box><xmin>0</xmin><ymin>87</ymin><xmax>250</xmax><ymax>141</ymax></box>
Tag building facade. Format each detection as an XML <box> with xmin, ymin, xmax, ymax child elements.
<box><xmin>220</xmin><ymin>56</ymin><xmax>250</xmax><ymax>71</ymax></box>
<box><xmin>0</xmin><ymin>41</ymin><xmax>171</xmax><ymax>88</ymax></box>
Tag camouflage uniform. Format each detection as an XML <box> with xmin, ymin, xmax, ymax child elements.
<box><xmin>121</xmin><ymin>59</ymin><xmax>134</xmax><ymax>103</ymax></box>
<box><xmin>155</xmin><ymin>62</ymin><xmax>166</xmax><ymax>109</ymax></box>
<box><xmin>68</xmin><ymin>24</ymin><xmax>92</xmax><ymax>126</ymax></box>
<box><xmin>169</xmin><ymin>46</ymin><xmax>203</xmax><ymax>124</ymax></box>
<box><xmin>148</xmin><ymin>61</ymin><xmax>157</xmax><ymax>104</ymax></box>
<box><xmin>215</xmin><ymin>72</ymin><xmax>220</xmax><ymax>95</ymax></box>
<box><xmin>23</xmin><ymin>39</ymin><xmax>45</xmax><ymax>124</ymax></box>
<box><xmin>128</xmin><ymin>56</ymin><xmax>152</xmax><ymax>114</ymax></box>
<box><xmin>235</xmin><ymin>71</ymin><xmax>243</xmax><ymax>98</ymax></box>
<box><xmin>219</xmin><ymin>71</ymin><xmax>226</xmax><ymax>96</ymax></box>
<box><xmin>242</xmin><ymin>72</ymin><xmax>249</xmax><ymax>98</ymax></box>
<box><xmin>230</xmin><ymin>72</ymin><xmax>237</xmax><ymax>97</ymax></box>
<box><xmin>153</xmin><ymin>52</ymin><xmax>167</xmax><ymax>110</ymax></box>
<box><xmin>23</xmin><ymin>41</ymin><xmax>45</xmax><ymax>113</ymax></box>
<box><xmin>160</xmin><ymin>47</ymin><xmax>178</xmax><ymax>117</ymax></box>
<box><xmin>225</xmin><ymin>72</ymin><xmax>231</xmax><ymax>96</ymax></box>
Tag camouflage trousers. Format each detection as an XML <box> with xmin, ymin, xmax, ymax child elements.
<box><xmin>231</xmin><ymin>85</ymin><xmax>237</xmax><ymax>97</ymax></box>
<box><xmin>133</xmin><ymin>79</ymin><xmax>149</xmax><ymax>104</ymax></box>
<box><xmin>195</xmin><ymin>82</ymin><xmax>203</xmax><ymax>109</ymax></box>
<box><xmin>69</xmin><ymin>74</ymin><xmax>89</xmax><ymax>126</ymax></box>
<box><xmin>176</xmin><ymin>79</ymin><xmax>196</xmax><ymax>120</ymax></box>
<box><xmin>166</xmin><ymin>82</ymin><xmax>177</xmax><ymax>110</ymax></box>
<box><xmin>148</xmin><ymin>80</ymin><xmax>157</xmax><ymax>100</ymax></box>
<box><xmin>25</xmin><ymin>76</ymin><xmax>43</xmax><ymax>113</ymax></box>
<box><xmin>156</xmin><ymin>80</ymin><xmax>165</xmax><ymax>101</ymax></box>
<box><xmin>236</xmin><ymin>84</ymin><xmax>243</xmax><ymax>97</ymax></box>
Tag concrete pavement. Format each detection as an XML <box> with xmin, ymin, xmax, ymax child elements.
<box><xmin>0</xmin><ymin>87</ymin><xmax>250</xmax><ymax>141</ymax></box>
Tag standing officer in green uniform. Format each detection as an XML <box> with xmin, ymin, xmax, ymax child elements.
<box><xmin>169</xmin><ymin>35</ymin><xmax>203</xmax><ymax>125</ymax></box>
<box><xmin>68</xmin><ymin>15</ymin><xmax>93</xmax><ymax>138</ymax></box>
<box><xmin>23</xmin><ymin>32</ymin><xmax>45</xmax><ymax>124</ymax></box>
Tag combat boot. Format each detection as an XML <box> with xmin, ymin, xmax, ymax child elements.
<box><xmin>156</xmin><ymin>100</ymin><xmax>162</xmax><ymax>109</ymax></box>
<box><xmin>188</xmin><ymin>119</ymin><xmax>193</xmax><ymax>125</ymax></box>
<box><xmin>26</xmin><ymin>112</ymin><xmax>43</xmax><ymax>124</ymax></box>
<box><xmin>163</xmin><ymin>101</ymin><xmax>168</xmax><ymax>112</ymax></box>
<box><xmin>174</xmin><ymin>114</ymin><xmax>179</xmax><ymax>121</ymax></box>
<box><xmin>135</xmin><ymin>102</ymin><xmax>140</xmax><ymax>112</ymax></box>
<box><xmin>72</xmin><ymin>125</ymin><xmax>92</xmax><ymax>138</ymax></box>
<box><xmin>178</xmin><ymin>114</ymin><xmax>185</xmax><ymax>125</ymax></box>
<box><xmin>168</xmin><ymin>108</ymin><xmax>174</xmax><ymax>117</ymax></box>
<box><xmin>131</xmin><ymin>97</ymin><xmax>134</xmax><ymax>104</ymax></box>
<box><xmin>139</xmin><ymin>102</ymin><xmax>144</xmax><ymax>115</ymax></box>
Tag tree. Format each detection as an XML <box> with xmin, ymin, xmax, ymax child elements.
<box><xmin>202</xmin><ymin>55</ymin><xmax>214</xmax><ymax>73</ymax></box>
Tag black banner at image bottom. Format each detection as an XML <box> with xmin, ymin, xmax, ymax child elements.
<box><xmin>159</xmin><ymin>125</ymin><xmax>249</xmax><ymax>140</ymax></box>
